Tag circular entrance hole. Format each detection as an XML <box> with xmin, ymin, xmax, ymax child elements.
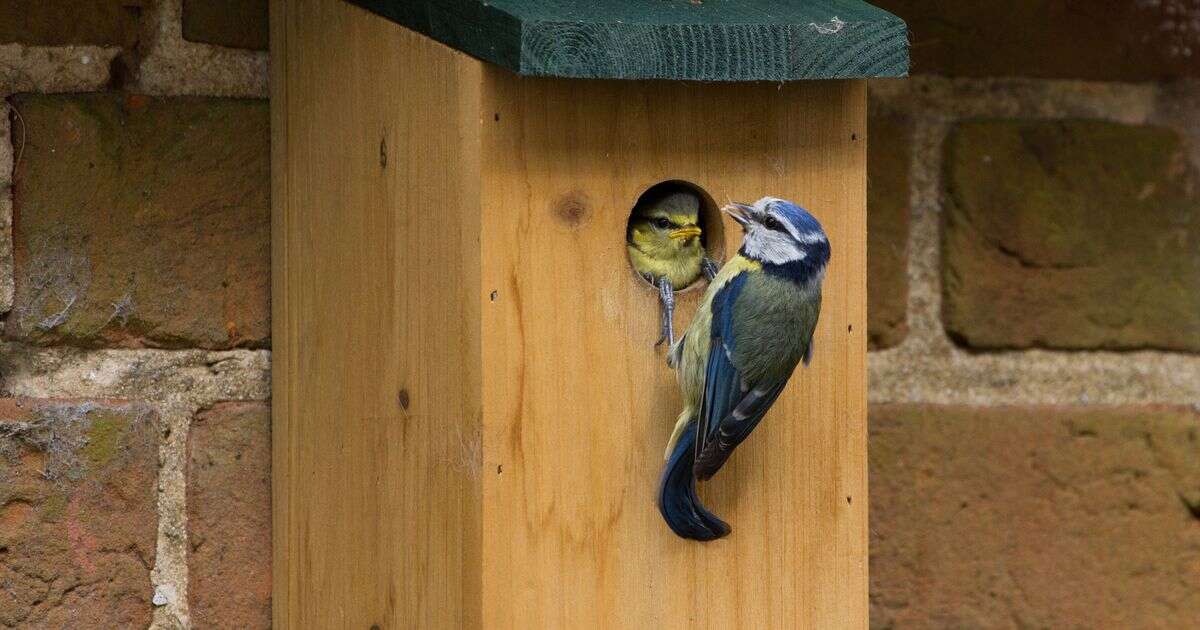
<box><xmin>625</xmin><ymin>180</ymin><xmax>725</xmax><ymax>293</ymax></box>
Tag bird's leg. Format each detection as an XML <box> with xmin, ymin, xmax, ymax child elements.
<box><xmin>656</xmin><ymin>276</ymin><xmax>676</xmax><ymax>347</ymax></box>
<box><xmin>701</xmin><ymin>256</ymin><xmax>720</xmax><ymax>281</ymax></box>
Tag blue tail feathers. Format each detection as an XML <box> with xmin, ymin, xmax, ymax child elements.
<box><xmin>658</xmin><ymin>421</ymin><xmax>731</xmax><ymax>541</ymax></box>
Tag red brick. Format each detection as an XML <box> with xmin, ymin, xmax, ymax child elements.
<box><xmin>187</xmin><ymin>402</ymin><xmax>270</xmax><ymax>628</ymax></box>
<box><xmin>942</xmin><ymin>120</ymin><xmax>1200</xmax><ymax>352</ymax></box>
<box><xmin>867</xmin><ymin>108</ymin><xmax>910</xmax><ymax>349</ymax></box>
<box><xmin>0</xmin><ymin>0</ymin><xmax>146</xmax><ymax>47</ymax></box>
<box><xmin>873</xmin><ymin>0</ymin><xmax>1200</xmax><ymax>81</ymax></box>
<box><xmin>0</xmin><ymin>398</ymin><xmax>157</xmax><ymax>629</ymax></box>
<box><xmin>182</xmin><ymin>0</ymin><xmax>268</xmax><ymax>50</ymax></box>
<box><xmin>870</xmin><ymin>404</ymin><xmax>1200</xmax><ymax>628</ymax></box>
<box><xmin>7</xmin><ymin>93</ymin><xmax>270</xmax><ymax>349</ymax></box>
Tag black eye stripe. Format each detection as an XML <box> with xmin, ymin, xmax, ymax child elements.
<box><xmin>762</xmin><ymin>216</ymin><xmax>788</xmax><ymax>232</ymax></box>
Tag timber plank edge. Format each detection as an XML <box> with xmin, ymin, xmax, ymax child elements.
<box><xmin>343</xmin><ymin>0</ymin><xmax>908</xmax><ymax>80</ymax></box>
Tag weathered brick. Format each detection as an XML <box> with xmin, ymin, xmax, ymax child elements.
<box><xmin>870</xmin><ymin>404</ymin><xmax>1200</xmax><ymax>629</ymax></box>
<box><xmin>873</xmin><ymin>0</ymin><xmax>1200</xmax><ymax>81</ymax></box>
<box><xmin>7</xmin><ymin>93</ymin><xmax>270</xmax><ymax>349</ymax></box>
<box><xmin>0</xmin><ymin>195</ymin><xmax>11</xmax><ymax>315</ymax></box>
<box><xmin>182</xmin><ymin>0</ymin><xmax>269</xmax><ymax>51</ymax></box>
<box><xmin>867</xmin><ymin>108</ymin><xmax>910</xmax><ymax>349</ymax></box>
<box><xmin>942</xmin><ymin>120</ymin><xmax>1200</xmax><ymax>352</ymax></box>
<box><xmin>0</xmin><ymin>0</ymin><xmax>145</xmax><ymax>47</ymax></box>
<box><xmin>187</xmin><ymin>402</ymin><xmax>270</xmax><ymax>628</ymax></box>
<box><xmin>0</xmin><ymin>398</ymin><xmax>157</xmax><ymax>629</ymax></box>
<box><xmin>1</xmin><ymin>103</ymin><xmax>12</xmax><ymax>315</ymax></box>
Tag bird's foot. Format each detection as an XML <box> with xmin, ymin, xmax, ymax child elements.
<box><xmin>701</xmin><ymin>256</ymin><xmax>720</xmax><ymax>281</ymax></box>
<box><xmin>655</xmin><ymin>276</ymin><xmax>676</xmax><ymax>347</ymax></box>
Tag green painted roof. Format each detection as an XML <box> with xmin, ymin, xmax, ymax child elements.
<box><xmin>345</xmin><ymin>0</ymin><xmax>908</xmax><ymax>81</ymax></box>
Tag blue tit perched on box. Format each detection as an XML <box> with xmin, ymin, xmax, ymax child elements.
<box><xmin>627</xmin><ymin>190</ymin><xmax>720</xmax><ymax>347</ymax></box>
<box><xmin>658</xmin><ymin>197</ymin><xmax>830</xmax><ymax>541</ymax></box>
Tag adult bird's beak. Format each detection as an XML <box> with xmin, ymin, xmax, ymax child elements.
<box><xmin>723</xmin><ymin>203</ymin><xmax>753</xmax><ymax>228</ymax></box>
<box><xmin>669</xmin><ymin>225</ymin><xmax>703</xmax><ymax>241</ymax></box>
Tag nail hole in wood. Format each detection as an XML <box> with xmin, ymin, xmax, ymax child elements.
<box><xmin>489</xmin><ymin>290</ymin><xmax>498</xmax><ymax>302</ymax></box>
<box><xmin>397</xmin><ymin>389</ymin><xmax>410</xmax><ymax>411</ymax></box>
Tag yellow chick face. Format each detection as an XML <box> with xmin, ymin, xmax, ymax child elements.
<box><xmin>626</xmin><ymin>191</ymin><xmax>706</xmax><ymax>289</ymax></box>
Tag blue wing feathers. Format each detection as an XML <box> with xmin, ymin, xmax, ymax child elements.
<box><xmin>693</xmin><ymin>272</ymin><xmax>798</xmax><ymax>481</ymax></box>
<box><xmin>697</xmin><ymin>273</ymin><xmax>748</xmax><ymax>455</ymax></box>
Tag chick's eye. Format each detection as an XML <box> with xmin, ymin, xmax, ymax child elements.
<box><xmin>654</xmin><ymin>218</ymin><xmax>672</xmax><ymax>229</ymax></box>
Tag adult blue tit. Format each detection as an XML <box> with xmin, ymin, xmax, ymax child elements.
<box><xmin>627</xmin><ymin>190</ymin><xmax>720</xmax><ymax>347</ymax></box>
<box><xmin>658</xmin><ymin>196</ymin><xmax>830</xmax><ymax>541</ymax></box>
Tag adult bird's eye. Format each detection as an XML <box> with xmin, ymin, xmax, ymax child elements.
<box><xmin>654</xmin><ymin>218</ymin><xmax>672</xmax><ymax>229</ymax></box>
<box><xmin>763</xmin><ymin>216</ymin><xmax>782</xmax><ymax>231</ymax></box>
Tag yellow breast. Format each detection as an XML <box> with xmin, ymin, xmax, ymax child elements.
<box><xmin>627</xmin><ymin>242</ymin><xmax>705</xmax><ymax>289</ymax></box>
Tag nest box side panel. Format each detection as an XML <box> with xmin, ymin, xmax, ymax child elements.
<box><xmin>479</xmin><ymin>76</ymin><xmax>868</xmax><ymax>628</ymax></box>
<box><xmin>272</xmin><ymin>0</ymin><xmax>484</xmax><ymax>627</ymax></box>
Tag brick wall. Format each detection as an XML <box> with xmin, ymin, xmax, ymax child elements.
<box><xmin>0</xmin><ymin>1</ymin><xmax>268</xmax><ymax>628</ymax></box>
<box><xmin>867</xmin><ymin>0</ymin><xmax>1200</xmax><ymax>626</ymax></box>
<box><xmin>1</xmin><ymin>1</ymin><xmax>1197</xmax><ymax>629</ymax></box>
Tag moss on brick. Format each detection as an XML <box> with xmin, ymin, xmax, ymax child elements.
<box><xmin>82</xmin><ymin>413</ymin><xmax>129</xmax><ymax>470</ymax></box>
<box><xmin>38</xmin><ymin>492</ymin><xmax>67</xmax><ymax>524</ymax></box>
<box><xmin>7</xmin><ymin>93</ymin><xmax>271</xmax><ymax>350</ymax></box>
<box><xmin>0</xmin><ymin>398</ymin><xmax>157</xmax><ymax>628</ymax></box>
<box><xmin>942</xmin><ymin>119</ymin><xmax>1200</xmax><ymax>351</ymax></box>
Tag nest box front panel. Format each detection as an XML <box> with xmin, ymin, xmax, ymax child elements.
<box><xmin>479</xmin><ymin>74</ymin><xmax>868</xmax><ymax>628</ymax></box>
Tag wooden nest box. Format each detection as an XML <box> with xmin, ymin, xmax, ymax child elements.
<box><xmin>271</xmin><ymin>0</ymin><xmax>908</xmax><ymax>627</ymax></box>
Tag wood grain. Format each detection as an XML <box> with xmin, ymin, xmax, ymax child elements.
<box><xmin>272</xmin><ymin>1</ymin><xmax>483</xmax><ymax>627</ymax></box>
<box><xmin>345</xmin><ymin>0</ymin><xmax>908</xmax><ymax>80</ymax></box>
<box><xmin>478</xmin><ymin>76</ymin><xmax>868</xmax><ymax>628</ymax></box>
<box><xmin>276</xmin><ymin>0</ymin><xmax>869</xmax><ymax>626</ymax></box>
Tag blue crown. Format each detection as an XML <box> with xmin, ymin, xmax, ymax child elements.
<box><xmin>768</xmin><ymin>199</ymin><xmax>826</xmax><ymax>239</ymax></box>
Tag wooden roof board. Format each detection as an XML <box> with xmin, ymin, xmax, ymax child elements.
<box><xmin>344</xmin><ymin>0</ymin><xmax>909</xmax><ymax>81</ymax></box>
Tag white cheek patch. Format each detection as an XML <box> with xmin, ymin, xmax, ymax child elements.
<box><xmin>742</xmin><ymin>227</ymin><xmax>804</xmax><ymax>264</ymax></box>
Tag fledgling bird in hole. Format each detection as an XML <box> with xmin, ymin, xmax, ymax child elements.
<box><xmin>626</xmin><ymin>190</ymin><xmax>720</xmax><ymax>347</ymax></box>
<box><xmin>658</xmin><ymin>197</ymin><xmax>830</xmax><ymax>541</ymax></box>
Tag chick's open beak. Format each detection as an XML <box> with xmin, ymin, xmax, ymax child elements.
<box><xmin>668</xmin><ymin>225</ymin><xmax>703</xmax><ymax>241</ymax></box>
<box><xmin>723</xmin><ymin>203</ymin><xmax>753</xmax><ymax>228</ymax></box>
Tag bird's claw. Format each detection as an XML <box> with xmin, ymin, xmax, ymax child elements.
<box><xmin>657</xmin><ymin>276</ymin><xmax>676</xmax><ymax>348</ymax></box>
<box><xmin>657</xmin><ymin>322</ymin><xmax>675</xmax><ymax>348</ymax></box>
<box><xmin>701</xmin><ymin>257</ymin><xmax>720</xmax><ymax>282</ymax></box>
